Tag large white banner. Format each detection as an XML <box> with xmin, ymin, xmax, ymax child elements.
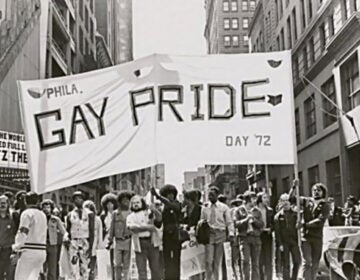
<box><xmin>17</xmin><ymin>52</ymin><xmax>295</xmax><ymax>193</ymax></box>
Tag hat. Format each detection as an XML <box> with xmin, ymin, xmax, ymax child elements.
<box><xmin>72</xmin><ymin>191</ymin><xmax>84</xmax><ymax>200</ymax></box>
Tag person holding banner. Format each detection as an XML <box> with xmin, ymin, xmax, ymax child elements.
<box><xmin>290</xmin><ymin>180</ymin><xmax>329</xmax><ymax>280</ymax></box>
<box><xmin>65</xmin><ymin>191</ymin><xmax>95</xmax><ymax>280</ymax></box>
<box><xmin>126</xmin><ymin>195</ymin><xmax>162</xmax><ymax>280</ymax></box>
<box><xmin>106</xmin><ymin>191</ymin><xmax>134</xmax><ymax>280</ymax></box>
<box><xmin>235</xmin><ymin>190</ymin><xmax>264</xmax><ymax>280</ymax></box>
<box><xmin>200</xmin><ymin>185</ymin><xmax>235</xmax><ymax>280</ymax></box>
<box><xmin>274</xmin><ymin>194</ymin><xmax>300</xmax><ymax>280</ymax></box>
<box><xmin>151</xmin><ymin>185</ymin><xmax>182</xmax><ymax>280</ymax></box>
<box><xmin>257</xmin><ymin>192</ymin><xmax>274</xmax><ymax>280</ymax></box>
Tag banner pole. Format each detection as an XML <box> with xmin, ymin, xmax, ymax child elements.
<box><xmin>265</xmin><ymin>165</ymin><xmax>270</xmax><ymax>195</ymax></box>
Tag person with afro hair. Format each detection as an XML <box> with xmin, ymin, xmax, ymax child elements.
<box><xmin>106</xmin><ymin>191</ymin><xmax>134</xmax><ymax>280</ymax></box>
<box><xmin>151</xmin><ymin>184</ymin><xmax>182</xmax><ymax>280</ymax></box>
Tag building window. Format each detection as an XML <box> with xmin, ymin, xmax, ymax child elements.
<box><xmin>304</xmin><ymin>94</ymin><xmax>317</xmax><ymax>138</ymax></box>
<box><xmin>79</xmin><ymin>0</ymin><xmax>84</xmax><ymax>19</ymax></box>
<box><xmin>232</xmin><ymin>18</ymin><xmax>239</xmax><ymax>29</ymax></box>
<box><xmin>326</xmin><ymin>157</ymin><xmax>341</xmax><ymax>202</ymax></box>
<box><xmin>340</xmin><ymin>53</ymin><xmax>360</xmax><ymax>111</ymax></box>
<box><xmin>342</xmin><ymin>0</ymin><xmax>350</xmax><ymax>20</ymax></box>
<box><xmin>282</xmin><ymin>176</ymin><xmax>290</xmax><ymax>192</ymax></box>
<box><xmin>224</xmin><ymin>18</ymin><xmax>230</xmax><ymax>30</ymax></box>
<box><xmin>242</xmin><ymin>1</ymin><xmax>248</xmax><ymax>11</ymax></box>
<box><xmin>300</xmin><ymin>0</ymin><xmax>306</xmax><ymax>30</ymax></box>
<box><xmin>85</xmin><ymin>8</ymin><xmax>89</xmax><ymax>31</ymax></box>
<box><xmin>293</xmin><ymin>55</ymin><xmax>299</xmax><ymax>82</ymax></box>
<box><xmin>309</xmin><ymin>37</ymin><xmax>315</xmax><ymax>64</ymax></box>
<box><xmin>231</xmin><ymin>0</ymin><xmax>238</xmax><ymax>11</ymax></box>
<box><xmin>224</xmin><ymin>35</ymin><xmax>231</xmax><ymax>47</ymax></box>
<box><xmin>243</xmin><ymin>35</ymin><xmax>249</xmax><ymax>46</ymax></box>
<box><xmin>242</xmin><ymin>18</ymin><xmax>249</xmax><ymax>29</ymax></box>
<box><xmin>250</xmin><ymin>0</ymin><xmax>256</xmax><ymax>10</ymax></box>
<box><xmin>223</xmin><ymin>1</ymin><xmax>230</xmax><ymax>12</ymax></box>
<box><xmin>79</xmin><ymin>28</ymin><xmax>84</xmax><ymax>54</ymax></box>
<box><xmin>280</xmin><ymin>28</ymin><xmax>285</xmax><ymax>50</ymax></box>
<box><xmin>355</xmin><ymin>0</ymin><xmax>358</xmax><ymax>11</ymax></box>
<box><xmin>292</xmin><ymin>8</ymin><xmax>298</xmax><ymax>42</ymax></box>
<box><xmin>328</xmin><ymin>14</ymin><xmax>335</xmax><ymax>37</ymax></box>
<box><xmin>308</xmin><ymin>0</ymin><xmax>313</xmax><ymax>20</ymax></box>
<box><xmin>90</xmin><ymin>20</ymin><xmax>94</xmax><ymax>42</ymax></box>
<box><xmin>303</xmin><ymin>47</ymin><xmax>308</xmax><ymax>72</ymax></box>
<box><xmin>287</xmin><ymin>17</ymin><xmax>292</xmax><ymax>49</ymax></box>
<box><xmin>298</xmin><ymin>171</ymin><xmax>304</xmax><ymax>195</ymax></box>
<box><xmin>279</xmin><ymin>0</ymin><xmax>283</xmax><ymax>19</ymax></box>
<box><xmin>275</xmin><ymin>0</ymin><xmax>279</xmax><ymax>23</ymax></box>
<box><xmin>319</xmin><ymin>23</ymin><xmax>326</xmax><ymax>52</ymax></box>
<box><xmin>321</xmin><ymin>76</ymin><xmax>337</xmax><ymax>128</ymax></box>
<box><xmin>308</xmin><ymin>165</ymin><xmax>320</xmax><ymax>189</ymax></box>
<box><xmin>295</xmin><ymin>108</ymin><xmax>301</xmax><ymax>144</ymax></box>
<box><xmin>276</xmin><ymin>36</ymin><xmax>280</xmax><ymax>50</ymax></box>
<box><xmin>232</xmin><ymin>35</ymin><xmax>240</xmax><ymax>47</ymax></box>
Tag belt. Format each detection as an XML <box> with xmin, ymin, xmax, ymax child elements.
<box><xmin>139</xmin><ymin>236</ymin><xmax>151</xmax><ymax>240</ymax></box>
<box><xmin>22</xmin><ymin>243</ymin><xmax>46</xmax><ymax>251</ymax></box>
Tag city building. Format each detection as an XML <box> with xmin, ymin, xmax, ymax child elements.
<box><xmin>206</xmin><ymin>165</ymin><xmax>249</xmax><ymax>200</ymax></box>
<box><xmin>0</xmin><ymin>0</ymin><xmax>41</xmax><ymax>193</ymax></box>
<box><xmin>203</xmin><ymin>0</ymin><xmax>258</xmax><ymax>199</ymax></box>
<box><xmin>95</xmin><ymin>0</ymin><xmax>133</xmax><ymax>64</ymax></box>
<box><xmin>43</xmin><ymin>0</ymin><xmax>135</xmax><ymax>207</ymax></box>
<box><xmin>113</xmin><ymin>164</ymin><xmax>165</xmax><ymax>195</ymax></box>
<box><xmin>249</xmin><ymin>0</ymin><xmax>360</xmax><ymax>204</ymax></box>
<box><xmin>205</xmin><ymin>0</ymin><xmax>258</xmax><ymax>54</ymax></box>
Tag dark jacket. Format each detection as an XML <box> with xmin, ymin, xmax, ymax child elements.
<box><xmin>108</xmin><ymin>209</ymin><xmax>131</xmax><ymax>242</ymax></box>
<box><xmin>183</xmin><ymin>204</ymin><xmax>202</xmax><ymax>228</ymax></box>
<box><xmin>162</xmin><ymin>200</ymin><xmax>182</xmax><ymax>237</ymax></box>
<box><xmin>259</xmin><ymin>206</ymin><xmax>274</xmax><ymax>241</ymax></box>
<box><xmin>274</xmin><ymin>208</ymin><xmax>298</xmax><ymax>246</ymax></box>
<box><xmin>301</xmin><ymin>197</ymin><xmax>329</xmax><ymax>240</ymax></box>
<box><xmin>328</xmin><ymin>206</ymin><xmax>345</xmax><ymax>226</ymax></box>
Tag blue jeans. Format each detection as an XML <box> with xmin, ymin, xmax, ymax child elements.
<box><xmin>282</xmin><ymin>243</ymin><xmax>301</xmax><ymax>280</ymax></box>
<box><xmin>240</xmin><ymin>236</ymin><xmax>262</xmax><ymax>280</ymax></box>
<box><xmin>300</xmin><ymin>239</ymin><xmax>323</xmax><ymax>280</ymax></box>
<box><xmin>135</xmin><ymin>238</ymin><xmax>161</xmax><ymax>280</ymax></box>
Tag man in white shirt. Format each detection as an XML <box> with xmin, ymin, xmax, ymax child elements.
<box><xmin>126</xmin><ymin>195</ymin><xmax>162</xmax><ymax>280</ymax></box>
<box><xmin>12</xmin><ymin>192</ymin><xmax>47</xmax><ymax>280</ymax></box>
<box><xmin>201</xmin><ymin>185</ymin><xmax>235</xmax><ymax>280</ymax></box>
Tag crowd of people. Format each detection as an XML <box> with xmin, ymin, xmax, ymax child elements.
<box><xmin>0</xmin><ymin>180</ymin><xmax>358</xmax><ymax>280</ymax></box>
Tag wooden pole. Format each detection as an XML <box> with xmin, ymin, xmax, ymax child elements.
<box><xmin>265</xmin><ymin>165</ymin><xmax>270</xmax><ymax>195</ymax></box>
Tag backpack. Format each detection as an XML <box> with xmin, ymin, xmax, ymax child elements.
<box><xmin>196</xmin><ymin>219</ymin><xmax>210</xmax><ymax>245</ymax></box>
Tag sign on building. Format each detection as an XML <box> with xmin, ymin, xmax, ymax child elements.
<box><xmin>0</xmin><ymin>130</ymin><xmax>27</xmax><ymax>169</ymax></box>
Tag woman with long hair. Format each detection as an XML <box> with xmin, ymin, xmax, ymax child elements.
<box><xmin>100</xmin><ymin>193</ymin><xmax>118</xmax><ymax>279</ymax></box>
<box><xmin>84</xmin><ymin>200</ymin><xmax>103</xmax><ymax>280</ymax></box>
